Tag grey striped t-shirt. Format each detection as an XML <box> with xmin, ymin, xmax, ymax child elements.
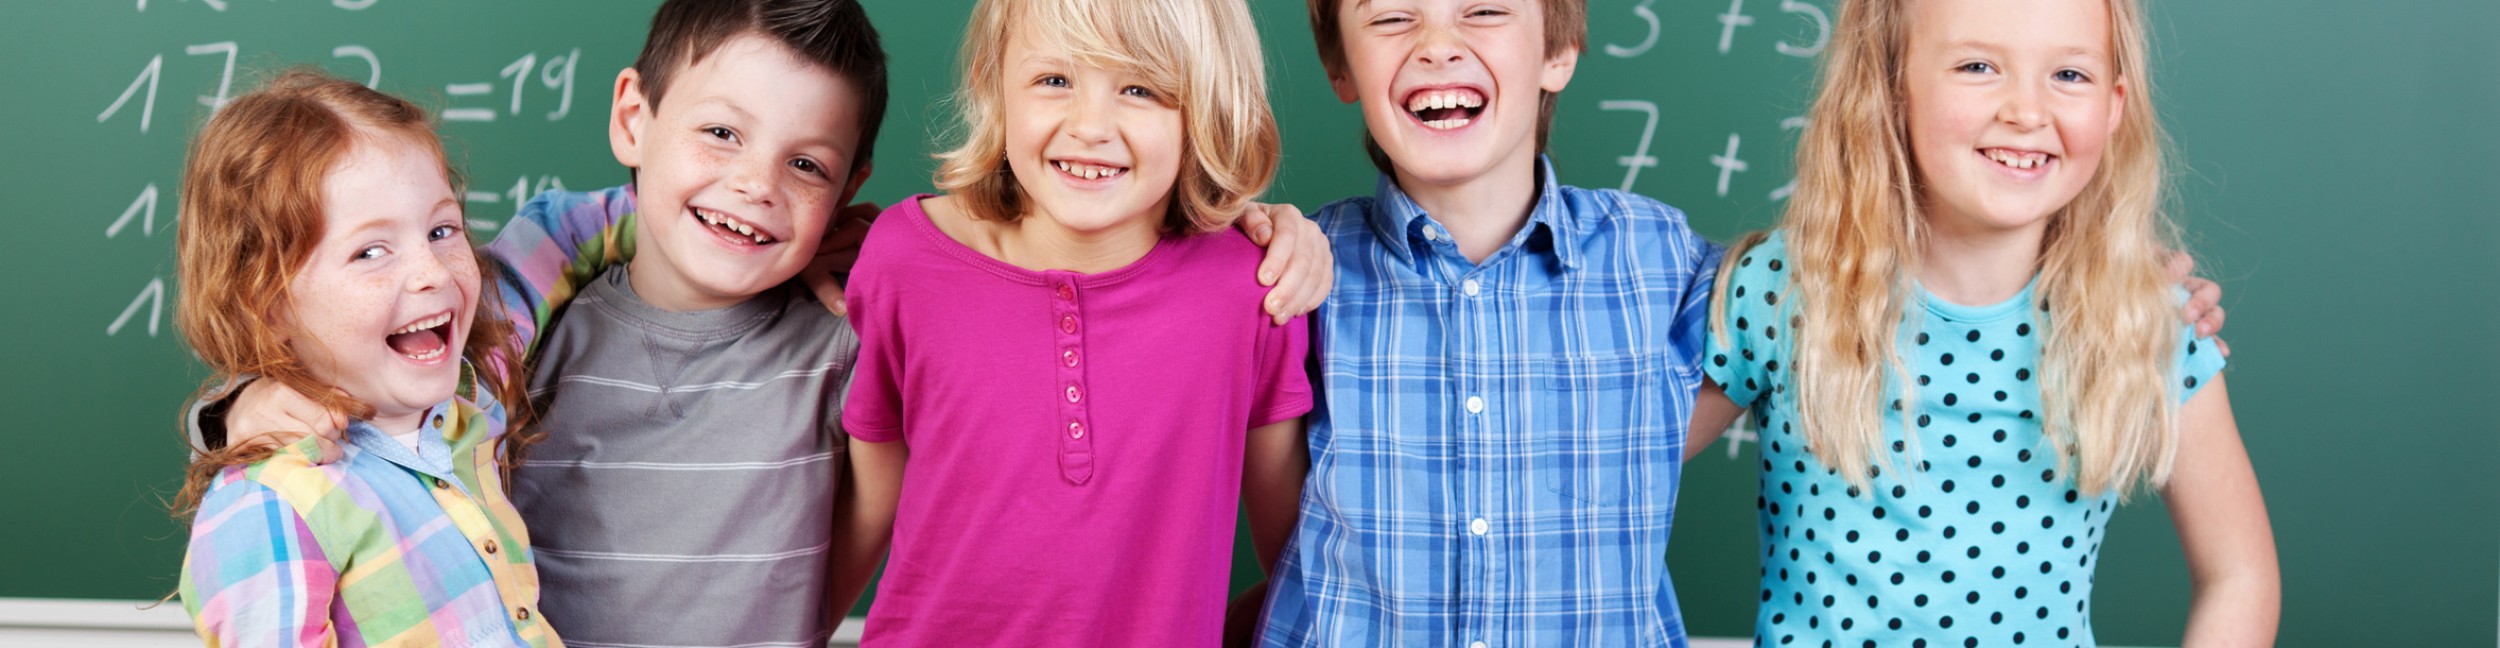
<box><xmin>511</xmin><ymin>265</ymin><xmax>857</xmax><ymax>648</ymax></box>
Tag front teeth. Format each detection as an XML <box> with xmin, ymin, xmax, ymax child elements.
<box><xmin>1404</xmin><ymin>90</ymin><xmax>1485</xmax><ymax>112</ymax></box>
<box><xmin>1985</xmin><ymin>149</ymin><xmax>2050</xmax><ymax>170</ymax></box>
<box><xmin>393</xmin><ymin>312</ymin><xmax>452</xmax><ymax>335</ymax></box>
<box><xmin>405</xmin><ymin>345</ymin><xmax>447</xmax><ymax>361</ymax></box>
<box><xmin>697</xmin><ymin>208</ymin><xmax>776</xmax><ymax>244</ymax></box>
<box><xmin>1052</xmin><ymin>160</ymin><xmax>1126</xmax><ymax>180</ymax></box>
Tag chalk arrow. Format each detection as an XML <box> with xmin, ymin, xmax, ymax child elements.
<box><xmin>108</xmin><ymin>277</ymin><xmax>166</xmax><ymax>337</ymax></box>
<box><xmin>107</xmin><ymin>183</ymin><xmax>159</xmax><ymax>238</ymax></box>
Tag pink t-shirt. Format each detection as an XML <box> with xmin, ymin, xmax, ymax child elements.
<box><xmin>843</xmin><ymin>196</ymin><xmax>1313</xmax><ymax>647</ymax></box>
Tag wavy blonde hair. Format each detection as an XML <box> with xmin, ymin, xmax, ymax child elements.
<box><xmin>933</xmin><ymin>0</ymin><xmax>1278</xmax><ymax>234</ymax></box>
<box><xmin>1717</xmin><ymin>0</ymin><xmax>2181</xmax><ymax>498</ymax></box>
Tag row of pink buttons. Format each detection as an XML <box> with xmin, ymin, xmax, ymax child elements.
<box><xmin>1049</xmin><ymin>274</ymin><xmax>1095</xmax><ymax>484</ymax></box>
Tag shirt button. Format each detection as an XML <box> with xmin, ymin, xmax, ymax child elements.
<box><xmin>1461</xmin><ymin>279</ymin><xmax>1481</xmax><ymax>297</ymax></box>
<box><xmin>1420</xmin><ymin>227</ymin><xmax>1439</xmax><ymax>242</ymax></box>
<box><xmin>1465</xmin><ymin>396</ymin><xmax>1485</xmax><ymax>414</ymax></box>
<box><xmin>1062</xmin><ymin>349</ymin><xmax>1080</xmax><ymax>367</ymax></box>
<box><xmin>1469</xmin><ymin>518</ymin><xmax>1489</xmax><ymax>536</ymax></box>
<box><xmin>431</xmin><ymin>477</ymin><xmax>450</xmax><ymax>490</ymax></box>
<box><xmin>1056</xmin><ymin>283</ymin><xmax>1075</xmax><ymax>301</ymax></box>
<box><xmin>1471</xmin><ymin>641</ymin><xmax>1488</xmax><ymax>648</ymax></box>
<box><xmin>484</xmin><ymin>539</ymin><xmax>499</xmax><ymax>554</ymax></box>
<box><xmin>1069</xmin><ymin>421</ymin><xmax>1086</xmax><ymax>439</ymax></box>
<box><xmin>1066</xmin><ymin>385</ymin><xmax>1083</xmax><ymax>403</ymax></box>
<box><xmin>1059</xmin><ymin>315</ymin><xmax>1079</xmax><ymax>334</ymax></box>
<box><xmin>429</xmin><ymin>412</ymin><xmax>445</xmax><ymax>428</ymax></box>
<box><xmin>516</xmin><ymin>607</ymin><xmax>531</xmax><ymax>621</ymax></box>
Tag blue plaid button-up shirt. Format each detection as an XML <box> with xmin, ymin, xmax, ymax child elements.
<box><xmin>1260</xmin><ymin>159</ymin><xmax>1723</xmax><ymax>647</ymax></box>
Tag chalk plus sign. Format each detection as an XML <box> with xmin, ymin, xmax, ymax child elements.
<box><xmin>1717</xmin><ymin>0</ymin><xmax>1756</xmax><ymax>53</ymax></box>
<box><xmin>1711</xmin><ymin>133</ymin><xmax>1748</xmax><ymax>198</ymax></box>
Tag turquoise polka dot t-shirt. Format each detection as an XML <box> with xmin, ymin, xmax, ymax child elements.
<box><xmin>1703</xmin><ymin>233</ymin><xmax>2225</xmax><ymax>648</ymax></box>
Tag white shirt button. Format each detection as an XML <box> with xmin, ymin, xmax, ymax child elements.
<box><xmin>1420</xmin><ymin>227</ymin><xmax>1439</xmax><ymax>242</ymax></box>
<box><xmin>1469</xmin><ymin>518</ymin><xmax>1489</xmax><ymax>536</ymax></box>
<box><xmin>1471</xmin><ymin>641</ymin><xmax>1489</xmax><ymax>648</ymax></box>
<box><xmin>1461</xmin><ymin>279</ymin><xmax>1481</xmax><ymax>296</ymax></box>
<box><xmin>1465</xmin><ymin>395</ymin><xmax>1485</xmax><ymax>414</ymax></box>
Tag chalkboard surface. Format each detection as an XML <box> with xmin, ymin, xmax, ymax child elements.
<box><xmin>3</xmin><ymin>1</ymin><xmax>2493</xmax><ymax>644</ymax></box>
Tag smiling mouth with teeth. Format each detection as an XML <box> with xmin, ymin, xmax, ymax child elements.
<box><xmin>1405</xmin><ymin>88</ymin><xmax>1487</xmax><ymax>130</ymax></box>
<box><xmin>1982</xmin><ymin>148</ymin><xmax>2055</xmax><ymax>170</ymax></box>
<box><xmin>385</xmin><ymin>311</ymin><xmax>456</xmax><ymax>362</ymax></box>
<box><xmin>693</xmin><ymin>207</ymin><xmax>778</xmax><ymax>245</ymax></box>
<box><xmin>1051</xmin><ymin>160</ymin><xmax>1129</xmax><ymax>181</ymax></box>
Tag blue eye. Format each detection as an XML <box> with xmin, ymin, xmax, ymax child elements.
<box><xmin>2053</xmin><ymin>69</ymin><xmax>2090</xmax><ymax>83</ymax></box>
<box><xmin>354</xmin><ymin>245</ymin><xmax>386</xmax><ymax>261</ymax></box>
<box><xmin>1957</xmin><ymin>62</ymin><xmax>1996</xmax><ymax>74</ymax></box>
<box><xmin>1039</xmin><ymin>75</ymin><xmax>1070</xmax><ymax>88</ymax></box>
<box><xmin>1121</xmin><ymin>86</ymin><xmax>1157</xmax><ymax>100</ymax></box>
<box><xmin>429</xmin><ymin>225</ymin><xmax>460</xmax><ymax>241</ymax></box>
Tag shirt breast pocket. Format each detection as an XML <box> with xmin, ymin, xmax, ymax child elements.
<box><xmin>1538</xmin><ymin>354</ymin><xmax>1673</xmax><ymax>505</ymax></box>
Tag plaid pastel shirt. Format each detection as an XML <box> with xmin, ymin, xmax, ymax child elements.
<box><xmin>179</xmin><ymin>393</ymin><xmax>558</xmax><ymax>647</ymax></box>
<box><xmin>1259</xmin><ymin>159</ymin><xmax>1723</xmax><ymax>647</ymax></box>
<box><xmin>178</xmin><ymin>187</ymin><xmax>636</xmax><ymax>647</ymax></box>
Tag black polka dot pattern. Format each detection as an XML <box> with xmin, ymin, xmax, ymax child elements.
<box><xmin>1703</xmin><ymin>235</ymin><xmax>2225</xmax><ymax>648</ymax></box>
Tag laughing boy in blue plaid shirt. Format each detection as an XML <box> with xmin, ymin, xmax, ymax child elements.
<box><xmin>1251</xmin><ymin>0</ymin><xmax>1720</xmax><ymax>645</ymax></box>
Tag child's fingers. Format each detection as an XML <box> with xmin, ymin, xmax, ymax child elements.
<box><xmin>1239</xmin><ymin>203</ymin><xmax>1279</xmax><ymax>247</ymax></box>
<box><xmin>2216</xmin><ymin>337</ymin><xmax>2231</xmax><ymax>358</ymax></box>
<box><xmin>803</xmin><ymin>270</ymin><xmax>850</xmax><ymax>318</ymax></box>
<box><xmin>311</xmin><ymin>434</ymin><xmax>344</xmax><ymax>465</ymax></box>
<box><xmin>2165</xmin><ymin>250</ymin><xmax>2197</xmax><ymax>283</ymax></box>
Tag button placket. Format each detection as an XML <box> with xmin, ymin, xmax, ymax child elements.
<box><xmin>1048</xmin><ymin>273</ymin><xmax>1095</xmax><ymax>485</ymax></box>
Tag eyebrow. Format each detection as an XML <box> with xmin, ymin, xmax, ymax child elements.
<box><xmin>1945</xmin><ymin>40</ymin><xmax>2102</xmax><ymax>58</ymax></box>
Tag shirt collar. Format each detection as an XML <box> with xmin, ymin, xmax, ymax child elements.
<box><xmin>1364</xmin><ymin>155</ymin><xmax>1582</xmax><ymax>270</ymax></box>
<box><xmin>343</xmin><ymin>399</ymin><xmax>461</xmax><ymax>483</ymax></box>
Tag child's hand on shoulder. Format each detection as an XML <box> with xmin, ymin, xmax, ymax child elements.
<box><xmin>1239</xmin><ymin>202</ymin><xmax>1333</xmax><ymax>325</ymax></box>
<box><xmin>804</xmin><ymin>201</ymin><xmax>885</xmax><ymax>318</ymax></box>
<box><xmin>226</xmin><ymin>379</ymin><xmax>349</xmax><ymax>464</ymax></box>
<box><xmin>2167</xmin><ymin>251</ymin><xmax>2230</xmax><ymax>356</ymax></box>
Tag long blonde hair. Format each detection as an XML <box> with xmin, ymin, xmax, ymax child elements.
<box><xmin>1718</xmin><ymin>0</ymin><xmax>2182</xmax><ymax>498</ymax></box>
<box><xmin>933</xmin><ymin>0</ymin><xmax>1278</xmax><ymax>234</ymax></box>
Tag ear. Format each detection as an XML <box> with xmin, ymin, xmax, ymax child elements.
<box><xmin>1540</xmin><ymin>44</ymin><xmax>1581</xmax><ymax>94</ymax></box>
<box><xmin>2106</xmin><ymin>75</ymin><xmax>2129</xmax><ymax>139</ymax></box>
<box><xmin>609</xmin><ymin>68</ymin><xmax>651</xmax><ymax>169</ymax></box>
<box><xmin>839</xmin><ymin>162</ymin><xmax>874</xmax><ymax>207</ymax></box>
<box><xmin>1327</xmin><ymin>65</ymin><xmax>1358</xmax><ymax>104</ymax></box>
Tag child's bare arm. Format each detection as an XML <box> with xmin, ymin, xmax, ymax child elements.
<box><xmin>1237</xmin><ymin>203</ymin><xmax>1335</xmax><ymax>325</ymax></box>
<box><xmin>826</xmin><ymin>436</ymin><xmax>906</xmax><ymax>628</ymax></box>
<box><xmin>1227</xmin><ymin>417</ymin><xmax>1308</xmax><ymax>647</ymax></box>
<box><xmin>1685</xmin><ymin>379</ymin><xmax>1745</xmax><ymax>462</ymax></box>
<box><xmin>2162</xmin><ymin>376</ymin><xmax>2279</xmax><ymax>647</ymax></box>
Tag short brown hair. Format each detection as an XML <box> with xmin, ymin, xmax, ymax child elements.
<box><xmin>171</xmin><ymin>68</ymin><xmax>532</xmax><ymax>514</ymax></box>
<box><xmin>933</xmin><ymin>0</ymin><xmax>1281</xmax><ymax>234</ymax></box>
<box><xmin>1306</xmin><ymin>0</ymin><xmax>1586</xmax><ymax>175</ymax></box>
<box><xmin>632</xmin><ymin>0</ymin><xmax>890</xmax><ymax>173</ymax></box>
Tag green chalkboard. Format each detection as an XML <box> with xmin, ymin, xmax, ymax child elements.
<box><xmin>4</xmin><ymin>0</ymin><xmax>2495</xmax><ymax>645</ymax></box>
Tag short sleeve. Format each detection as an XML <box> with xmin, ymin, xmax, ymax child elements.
<box><xmin>1703</xmin><ymin>234</ymin><xmax>1793</xmax><ymax>408</ymax></box>
<box><xmin>2173</xmin><ymin>301</ymin><xmax>2228</xmax><ymax>404</ymax></box>
<box><xmin>180</xmin><ymin>472</ymin><xmax>339</xmax><ymax>647</ymax></box>
<box><xmin>1669</xmin><ymin>232</ymin><xmax>1728</xmax><ymax>381</ymax></box>
<box><xmin>839</xmin><ymin>208</ymin><xmax>914</xmax><ymax>444</ymax></box>
<box><xmin>1247</xmin><ymin>314</ymin><xmax>1315</xmax><ymax>428</ymax></box>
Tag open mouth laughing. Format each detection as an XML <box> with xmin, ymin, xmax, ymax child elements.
<box><xmin>384</xmin><ymin>310</ymin><xmax>455</xmax><ymax>363</ymax></box>
<box><xmin>1403</xmin><ymin>86</ymin><xmax>1487</xmax><ymax>131</ymax></box>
